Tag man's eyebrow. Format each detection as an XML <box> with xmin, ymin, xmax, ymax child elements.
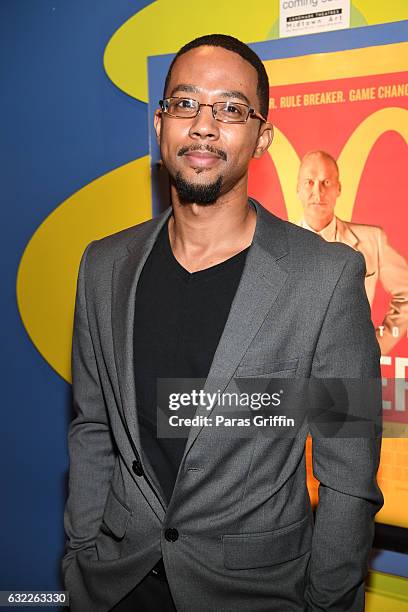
<box><xmin>169</xmin><ymin>84</ymin><xmax>200</xmax><ymax>96</ymax></box>
<box><xmin>169</xmin><ymin>84</ymin><xmax>251</xmax><ymax>106</ymax></box>
<box><xmin>221</xmin><ymin>90</ymin><xmax>251</xmax><ymax>105</ymax></box>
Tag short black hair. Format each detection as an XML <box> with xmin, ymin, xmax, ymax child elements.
<box><xmin>163</xmin><ymin>34</ymin><xmax>269</xmax><ymax>119</ymax></box>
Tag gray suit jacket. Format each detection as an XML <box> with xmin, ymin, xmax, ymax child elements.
<box><xmin>63</xmin><ymin>200</ymin><xmax>383</xmax><ymax>612</ymax></box>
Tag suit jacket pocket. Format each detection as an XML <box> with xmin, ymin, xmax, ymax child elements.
<box><xmin>99</xmin><ymin>487</ymin><xmax>131</xmax><ymax>541</ymax></box>
<box><xmin>235</xmin><ymin>358</ymin><xmax>299</xmax><ymax>378</ymax></box>
<box><xmin>223</xmin><ymin>514</ymin><xmax>312</xmax><ymax>570</ymax></box>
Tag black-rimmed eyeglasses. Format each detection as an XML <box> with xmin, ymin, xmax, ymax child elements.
<box><xmin>159</xmin><ymin>97</ymin><xmax>267</xmax><ymax>124</ymax></box>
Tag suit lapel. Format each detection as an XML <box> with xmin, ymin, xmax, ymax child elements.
<box><xmin>111</xmin><ymin>208</ymin><xmax>171</xmax><ymax>505</ymax></box>
<box><xmin>182</xmin><ymin>201</ymin><xmax>289</xmax><ymax>458</ymax></box>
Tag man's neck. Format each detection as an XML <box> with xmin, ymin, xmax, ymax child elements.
<box><xmin>168</xmin><ymin>188</ymin><xmax>256</xmax><ymax>273</ymax></box>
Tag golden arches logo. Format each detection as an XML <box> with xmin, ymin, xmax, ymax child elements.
<box><xmin>269</xmin><ymin>107</ymin><xmax>408</xmax><ymax>222</ymax></box>
<box><xmin>337</xmin><ymin>107</ymin><xmax>408</xmax><ymax>220</ymax></box>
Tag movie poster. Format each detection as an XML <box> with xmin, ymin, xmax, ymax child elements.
<box><xmin>248</xmin><ymin>41</ymin><xmax>408</xmax><ymax>525</ymax></box>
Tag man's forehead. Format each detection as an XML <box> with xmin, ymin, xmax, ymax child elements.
<box><xmin>300</xmin><ymin>156</ymin><xmax>339</xmax><ymax>178</ymax></box>
<box><xmin>167</xmin><ymin>46</ymin><xmax>258</xmax><ymax>94</ymax></box>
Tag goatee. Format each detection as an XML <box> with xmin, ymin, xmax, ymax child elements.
<box><xmin>174</xmin><ymin>172</ymin><xmax>223</xmax><ymax>206</ymax></box>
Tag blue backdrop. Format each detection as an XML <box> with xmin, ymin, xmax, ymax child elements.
<box><xmin>0</xmin><ymin>0</ymin><xmax>152</xmax><ymax>601</ymax></box>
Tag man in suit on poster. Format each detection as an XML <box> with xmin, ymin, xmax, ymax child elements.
<box><xmin>297</xmin><ymin>150</ymin><xmax>408</xmax><ymax>355</ymax></box>
<box><xmin>63</xmin><ymin>35</ymin><xmax>383</xmax><ymax>611</ymax></box>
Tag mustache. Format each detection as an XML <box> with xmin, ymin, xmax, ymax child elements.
<box><xmin>177</xmin><ymin>144</ymin><xmax>227</xmax><ymax>161</ymax></box>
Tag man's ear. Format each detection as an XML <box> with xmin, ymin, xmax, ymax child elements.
<box><xmin>253</xmin><ymin>122</ymin><xmax>273</xmax><ymax>159</ymax></box>
<box><xmin>154</xmin><ymin>109</ymin><xmax>162</xmax><ymax>145</ymax></box>
<box><xmin>338</xmin><ymin>180</ymin><xmax>342</xmax><ymax>196</ymax></box>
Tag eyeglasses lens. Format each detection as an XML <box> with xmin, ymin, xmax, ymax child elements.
<box><xmin>164</xmin><ymin>98</ymin><xmax>249</xmax><ymax>123</ymax></box>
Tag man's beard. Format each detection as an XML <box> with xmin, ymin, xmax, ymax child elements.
<box><xmin>174</xmin><ymin>172</ymin><xmax>223</xmax><ymax>206</ymax></box>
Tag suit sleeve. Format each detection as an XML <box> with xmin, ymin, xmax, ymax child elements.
<box><xmin>306</xmin><ymin>250</ymin><xmax>383</xmax><ymax>612</ymax></box>
<box><xmin>376</xmin><ymin>228</ymin><xmax>408</xmax><ymax>354</ymax></box>
<box><xmin>62</xmin><ymin>243</ymin><xmax>116</xmax><ymax>575</ymax></box>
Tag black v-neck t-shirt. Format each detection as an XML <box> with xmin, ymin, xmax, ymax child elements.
<box><xmin>133</xmin><ymin>221</ymin><xmax>249</xmax><ymax>502</ymax></box>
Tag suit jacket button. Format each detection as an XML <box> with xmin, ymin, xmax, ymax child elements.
<box><xmin>165</xmin><ymin>528</ymin><xmax>179</xmax><ymax>542</ymax></box>
<box><xmin>132</xmin><ymin>459</ymin><xmax>144</xmax><ymax>477</ymax></box>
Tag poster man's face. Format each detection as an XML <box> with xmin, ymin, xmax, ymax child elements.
<box><xmin>297</xmin><ymin>155</ymin><xmax>341</xmax><ymax>228</ymax></box>
<box><xmin>154</xmin><ymin>45</ymin><xmax>271</xmax><ymax>204</ymax></box>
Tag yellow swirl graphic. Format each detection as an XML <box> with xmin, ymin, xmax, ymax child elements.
<box><xmin>103</xmin><ymin>0</ymin><xmax>280</xmax><ymax>102</ymax></box>
<box><xmin>17</xmin><ymin>158</ymin><xmax>151</xmax><ymax>382</ymax></box>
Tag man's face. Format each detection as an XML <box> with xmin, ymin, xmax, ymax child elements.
<box><xmin>297</xmin><ymin>155</ymin><xmax>341</xmax><ymax>226</ymax></box>
<box><xmin>154</xmin><ymin>46</ymin><xmax>271</xmax><ymax>205</ymax></box>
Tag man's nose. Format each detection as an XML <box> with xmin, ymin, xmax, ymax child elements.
<box><xmin>312</xmin><ymin>181</ymin><xmax>323</xmax><ymax>199</ymax></box>
<box><xmin>188</xmin><ymin>105</ymin><xmax>220</xmax><ymax>140</ymax></box>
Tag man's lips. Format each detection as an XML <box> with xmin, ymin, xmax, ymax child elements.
<box><xmin>186</xmin><ymin>151</ymin><xmax>218</xmax><ymax>158</ymax></box>
<box><xmin>177</xmin><ymin>145</ymin><xmax>227</xmax><ymax>168</ymax></box>
<box><xmin>184</xmin><ymin>151</ymin><xmax>222</xmax><ymax>168</ymax></box>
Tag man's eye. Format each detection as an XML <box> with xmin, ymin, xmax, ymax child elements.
<box><xmin>225</xmin><ymin>104</ymin><xmax>240</xmax><ymax>113</ymax></box>
<box><xmin>177</xmin><ymin>99</ymin><xmax>195</xmax><ymax>108</ymax></box>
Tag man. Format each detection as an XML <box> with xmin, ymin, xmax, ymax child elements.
<box><xmin>297</xmin><ymin>150</ymin><xmax>408</xmax><ymax>354</ymax></box>
<box><xmin>63</xmin><ymin>35</ymin><xmax>383</xmax><ymax>611</ymax></box>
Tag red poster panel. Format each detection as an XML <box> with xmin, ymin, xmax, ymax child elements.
<box><xmin>250</xmin><ymin>44</ymin><xmax>408</xmax><ymax>526</ymax></box>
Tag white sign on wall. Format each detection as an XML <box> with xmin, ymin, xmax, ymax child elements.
<box><xmin>279</xmin><ymin>0</ymin><xmax>351</xmax><ymax>38</ymax></box>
